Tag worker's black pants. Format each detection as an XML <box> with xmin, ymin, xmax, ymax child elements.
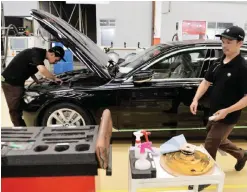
<box><xmin>2</xmin><ymin>82</ymin><xmax>26</xmax><ymax>126</ymax></box>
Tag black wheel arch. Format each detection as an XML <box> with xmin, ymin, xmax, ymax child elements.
<box><xmin>35</xmin><ymin>98</ymin><xmax>96</xmax><ymax>126</ymax></box>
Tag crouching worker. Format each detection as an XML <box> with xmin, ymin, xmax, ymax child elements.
<box><xmin>1</xmin><ymin>46</ymin><xmax>65</xmax><ymax>126</ymax></box>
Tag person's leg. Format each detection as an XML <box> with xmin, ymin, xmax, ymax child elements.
<box><xmin>204</xmin><ymin>121</ymin><xmax>223</xmax><ymax>160</ymax></box>
<box><xmin>218</xmin><ymin>125</ymin><xmax>244</xmax><ymax>160</ymax></box>
<box><xmin>218</xmin><ymin>124</ymin><xmax>247</xmax><ymax>171</ymax></box>
<box><xmin>189</xmin><ymin>121</ymin><xmax>235</xmax><ymax>191</ymax></box>
<box><xmin>2</xmin><ymin>83</ymin><xmax>26</xmax><ymax>126</ymax></box>
<box><xmin>204</xmin><ymin>121</ymin><xmax>243</xmax><ymax>160</ymax></box>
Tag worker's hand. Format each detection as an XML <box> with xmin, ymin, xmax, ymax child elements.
<box><xmin>54</xmin><ymin>77</ymin><xmax>63</xmax><ymax>85</ymax></box>
<box><xmin>36</xmin><ymin>78</ymin><xmax>46</xmax><ymax>84</ymax></box>
<box><xmin>190</xmin><ymin>100</ymin><xmax>198</xmax><ymax>115</ymax></box>
<box><xmin>213</xmin><ymin>109</ymin><xmax>229</xmax><ymax>121</ymax></box>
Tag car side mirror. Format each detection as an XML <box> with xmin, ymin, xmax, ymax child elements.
<box><xmin>133</xmin><ymin>70</ymin><xmax>154</xmax><ymax>84</ymax></box>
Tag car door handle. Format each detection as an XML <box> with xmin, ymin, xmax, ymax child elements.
<box><xmin>183</xmin><ymin>86</ymin><xmax>193</xmax><ymax>90</ymax></box>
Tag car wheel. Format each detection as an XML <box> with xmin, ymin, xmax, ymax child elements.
<box><xmin>41</xmin><ymin>103</ymin><xmax>93</xmax><ymax>127</ymax></box>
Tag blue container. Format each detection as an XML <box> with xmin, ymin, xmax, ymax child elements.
<box><xmin>52</xmin><ymin>42</ymin><xmax>73</xmax><ymax>74</ymax></box>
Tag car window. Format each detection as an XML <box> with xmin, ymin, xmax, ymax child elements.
<box><xmin>198</xmin><ymin>49</ymin><xmax>216</xmax><ymax>78</ymax></box>
<box><xmin>201</xmin><ymin>49</ymin><xmax>247</xmax><ymax>78</ymax></box>
<box><xmin>215</xmin><ymin>49</ymin><xmax>223</xmax><ymax>58</ymax></box>
<box><xmin>148</xmin><ymin>50</ymin><xmax>207</xmax><ymax>79</ymax></box>
<box><xmin>212</xmin><ymin>48</ymin><xmax>247</xmax><ymax>61</ymax></box>
<box><xmin>241</xmin><ymin>50</ymin><xmax>247</xmax><ymax>61</ymax></box>
<box><xmin>119</xmin><ymin>44</ymin><xmax>171</xmax><ymax>69</ymax></box>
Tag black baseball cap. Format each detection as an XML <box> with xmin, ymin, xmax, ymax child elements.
<box><xmin>49</xmin><ymin>46</ymin><xmax>66</xmax><ymax>61</ymax></box>
<box><xmin>215</xmin><ymin>26</ymin><xmax>245</xmax><ymax>41</ymax></box>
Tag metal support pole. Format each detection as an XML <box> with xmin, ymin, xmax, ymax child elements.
<box><xmin>85</xmin><ymin>8</ymin><xmax>87</xmax><ymax>35</ymax></box>
<box><xmin>49</xmin><ymin>1</ymin><xmax>52</xmax><ymax>42</ymax></box>
<box><xmin>60</xmin><ymin>2</ymin><xmax>62</xmax><ymax>18</ymax></box>
<box><xmin>75</xmin><ymin>18</ymin><xmax>79</xmax><ymax>28</ymax></box>
<box><xmin>151</xmin><ymin>1</ymin><xmax>155</xmax><ymax>45</ymax></box>
<box><xmin>79</xmin><ymin>4</ymin><xmax>82</xmax><ymax>32</ymax></box>
<box><xmin>68</xmin><ymin>4</ymin><xmax>77</xmax><ymax>24</ymax></box>
<box><xmin>1</xmin><ymin>2</ymin><xmax>5</xmax><ymax>36</ymax></box>
<box><xmin>81</xmin><ymin>7</ymin><xmax>85</xmax><ymax>34</ymax></box>
<box><xmin>52</xmin><ymin>1</ymin><xmax>61</xmax><ymax>17</ymax></box>
<box><xmin>62</xmin><ymin>6</ymin><xmax>69</xmax><ymax>21</ymax></box>
<box><xmin>49</xmin><ymin>1</ymin><xmax>51</xmax><ymax>13</ymax></box>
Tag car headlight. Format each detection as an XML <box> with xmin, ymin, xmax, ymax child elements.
<box><xmin>24</xmin><ymin>92</ymin><xmax>40</xmax><ymax>104</ymax></box>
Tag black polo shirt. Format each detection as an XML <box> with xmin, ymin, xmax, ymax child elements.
<box><xmin>2</xmin><ymin>48</ymin><xmax>46</xmax><ymax>86</ymax></box>
<box><xmin>205</xmin><ymin>53</ymin><xmax>247</xmax><ymax>124</ymax></box>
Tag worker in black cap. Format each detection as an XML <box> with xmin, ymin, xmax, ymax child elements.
<box><xmin>190</xmin><ymin>26</ymin><xmax>247</xmax><ymax>191</ymax></box>
<box><xmin>1</xmin><ymin>46</ymin><xmax>65</xmax><ymax>127</ymax></box>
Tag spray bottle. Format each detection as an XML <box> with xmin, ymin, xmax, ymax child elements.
<box><xmin>133</xmin><ymin>131</ymin><xmax>143</xmax><ymax>158</ymax></box>
<box><xmin>135</xmin><ymin>142</ymin><xmax>152</xmax><ymax>170</ymax></box>
<box><xmin>141</xmin><ymin>130</ymin><xmax>151</xmax><ymax>142</ymax></box>
<box><xmin>141</xmin><ymin>130</ymin><xmax>159</xmax><ymax>156</ymax></box>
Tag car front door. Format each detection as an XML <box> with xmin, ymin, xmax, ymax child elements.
<box><xmin>117</xmin><ymin>79</ymin><xmax>179</xmax><ymax>130</ymax></box>
<box><xmin>117</xmin><ymin>47</ymin><xmax>210</xmax><ymax>130</ymax></box>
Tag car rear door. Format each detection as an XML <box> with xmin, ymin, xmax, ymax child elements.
<box><xmin>158</xmin><ymin>48</ymin><xmax>210</xmax><ymax>128</ymax></box>
<box><xmin>202</xmin><ymin>47</ymin><xmax>247</xmax><ymax>127</ymax></box>
<box><xmin>239</xmin><ymin>49</ymin><xmax>247</xmax><ymax>127</ymax></box>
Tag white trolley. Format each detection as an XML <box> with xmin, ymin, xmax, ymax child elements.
<box><xmin>128</xmin><ymin>146</ymin><xmax>225</xmax><ymax>192</ymax></box>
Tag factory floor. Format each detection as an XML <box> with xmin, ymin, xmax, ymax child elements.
<box><xmin>1</xmin><ymin>91</ymin><xmax>247</xmax><ymax>192</ymax></box>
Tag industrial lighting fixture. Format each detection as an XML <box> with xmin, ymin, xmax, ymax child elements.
<box><xmin>65</xmin><ymin>1</ymin><xmax>109</xmax><ymax>4</ymax></box>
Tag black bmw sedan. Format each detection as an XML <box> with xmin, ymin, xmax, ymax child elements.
<box><xmin>23</xmin><ymin>9</ymin><xmax>247</xmax><ymax>138</ymax></box>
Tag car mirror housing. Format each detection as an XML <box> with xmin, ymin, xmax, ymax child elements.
<box><xmin>133</xmin><ymin>70</ymin><xmax>154</xmax><ymax>84</ymax></box>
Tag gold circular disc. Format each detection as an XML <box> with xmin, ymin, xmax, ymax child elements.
<box><xmin>160</xmin><ymin>150</ymin><xmax>214</xmax><ymax>176</ymax></box>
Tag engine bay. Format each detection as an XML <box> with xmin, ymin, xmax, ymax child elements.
<box><xmin>26</xmin><ymin>69</ymin><xmax>107</xmax><ymax>91</ymax></box>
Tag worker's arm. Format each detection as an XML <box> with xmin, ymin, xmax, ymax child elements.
<box><xmin>31</xmin><ymin>75</ymin><xmax>40</xmax><ymax>84</ymax></box>
<box><xmin>192</xmin><ymin>79</ymin><xmax>211</xmax><ymax>102</ymax></box>
<box><xmin>37</xmin><ymin>65</ymin><xmax>63</xmax><ymax>84</ymax></box>
<box><xmin>190</xmin><ymin>79</ymin><xmax>211</xmax><ymax>115</ymax></box>
<box><xmin>226</xmin><ymin>95</ymin><xmax>247</xmax><ymax>113</ymax></box>
<box><xmin>31</xmin><ymin>49</ymin><xmax>62</xmax><ymax>83</ymax></box>
<box><xmin>213</xmin><ymin>95</ymin><xmax>247</xmax><ymax>121</ymax></box>
<box><xmin>37</xmin><ymin>65</ymin><xmax>56</xmax><ymax>81</ymax></box>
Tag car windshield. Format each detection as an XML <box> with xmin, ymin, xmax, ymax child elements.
<box><xmin>118</xmin><ymin>44</ymin><xmax>171</xmax><ymax>75</ymax></box>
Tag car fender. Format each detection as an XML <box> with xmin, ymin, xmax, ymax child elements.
<box><xmin>35</xmin><ymin>91</ymin><xmax>96</xmax><ymax>126</ymax></box>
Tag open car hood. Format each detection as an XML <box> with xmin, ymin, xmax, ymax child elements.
<box><xmin>30</xmin><ymin>9</ymin><xmax>111</xmax><ymax>80</ymax></box>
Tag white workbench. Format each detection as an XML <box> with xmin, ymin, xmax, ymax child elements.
<box><xmin>128</xmin><ymin>146</ymin><xmax>225</xmax><ymax>192</ymax></box>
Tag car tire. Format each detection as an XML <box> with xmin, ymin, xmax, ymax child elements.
<box><xmin>41</xmin><ymin>103</ymin><xmax>93</xmax><ymax>127</ymax></box>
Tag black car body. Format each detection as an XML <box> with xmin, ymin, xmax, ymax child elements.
<box><xmin>24</xmin><ymin>9</ymin><xmax>247</xmax><ymax>137</ymax></box>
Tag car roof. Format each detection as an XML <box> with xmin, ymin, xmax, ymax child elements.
<box><xmin>162</xmin><ymin>40</ymin><xmax>247</xmax><ymax>49</ymax></box>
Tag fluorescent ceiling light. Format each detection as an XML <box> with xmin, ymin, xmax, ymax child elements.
<box><xmin>66</xmin><ymin>1</ymin><xmax>109</xmax><ymax>4</ymax></box>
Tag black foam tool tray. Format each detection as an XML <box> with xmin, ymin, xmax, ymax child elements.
<box><xmin>129</xmin><ymin>150</ymin><xmax>157</xmax><ymax>179</ymax></box>
<box><xmin>2</xmin><ymin>126</ymin><xmax>98</xmax><ymax>166</ymax></box>
<box><xmin>1</xmin><ymin>146</ymin><xmax>9</xmax><ymax>165</ymax></box>
<box><xmin>1</xmin><ymin>127</ymin><xmax>43</xmax><ymax>163</ymax></box>
<box><xmin>1</xmin><ymin>127</ymin><xmax>43</xmax><ymax>143</ymax></box>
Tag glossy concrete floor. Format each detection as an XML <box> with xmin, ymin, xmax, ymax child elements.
<box><xmin>1</xmin><ymin>92</ymin><xmax>247</xmax><ymax>192</ymax></box>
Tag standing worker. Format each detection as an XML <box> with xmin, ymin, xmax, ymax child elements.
<box><xmin>189</xmin><ymin>26</ymin><xmax>247</xmax><ymax>191</ymax></box>
<box><xmin>1</xmin><ymin>46</ymin><xmax>65</xmax><ymax>127</ymax></box>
